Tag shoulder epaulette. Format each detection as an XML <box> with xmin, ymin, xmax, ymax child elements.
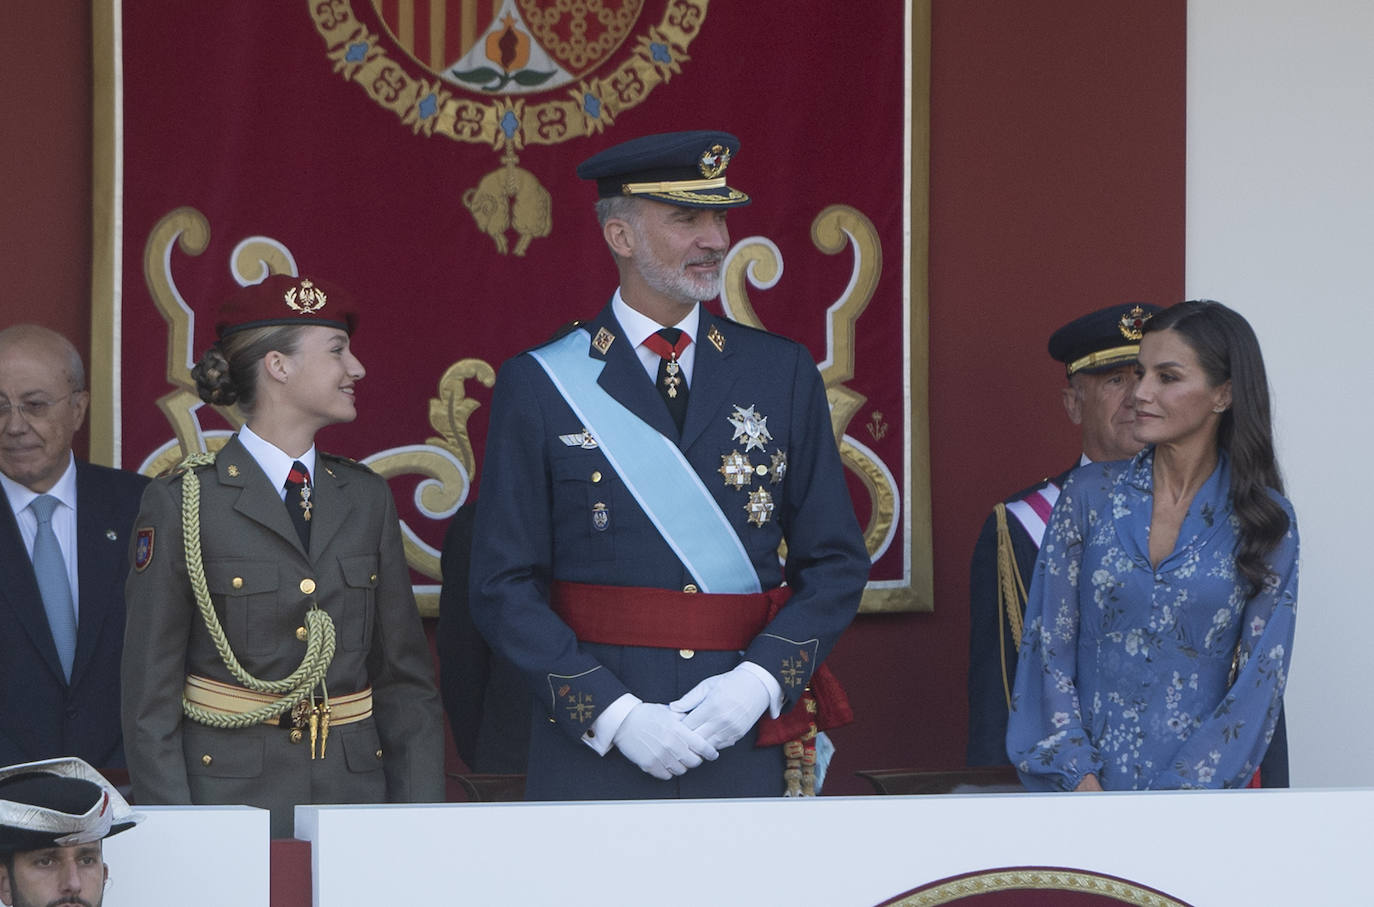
<box><xmin>318</xmin><ymin>451</ymin><xmax>375</xmax><ymax>474</ymax></box>
<box><xmin>157</xmin><ymin>449</ymin><xmax>218</xmax><ymax>479</ymax></box>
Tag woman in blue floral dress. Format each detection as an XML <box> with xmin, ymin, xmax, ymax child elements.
<box><xmin>1007</xmin><ymin>300</ymin><xmax>1297</xmax><ymax>791</ymax></box>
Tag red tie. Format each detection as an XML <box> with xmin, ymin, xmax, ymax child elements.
<box><xmin>284</xmin><ymin>460</ymin><xmax>313</xmax><ymax>549</ymax></box>
<box><xmin>642</xmin><ymin>328</ymin><xmax>691</xmax><ymax>432</ymax></box>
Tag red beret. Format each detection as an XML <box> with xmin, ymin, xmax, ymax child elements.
<box><xmin>214</xmin><ymin>274</ymin><xmax>357</xmax><ymax>339</ymax></box>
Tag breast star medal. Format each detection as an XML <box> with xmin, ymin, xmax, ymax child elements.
<box><xmin>719</xmin><ymin>451</ymin><xmax>753</xmax><ymax>489</ymax></box>
<box><xmin>770</xmin><ymin>450</ymin><xmax>788</xmax><ymax>484</ymax></box>
<box><xmin>728</xmin><ymin>404</ymin><xmax>772</xmax><ymax>452</ymax></box>
<box><xmin>745</xmin><ymin>488</ymin><xmax>775</xmax><ymax>527</ymax></box>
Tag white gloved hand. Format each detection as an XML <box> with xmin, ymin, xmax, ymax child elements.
<box><xmin>669</xmin><ymin>664</ymin><xmax>771</xmax><ymax>750</ymax></box>
<box><xmin>612</xmin><ymin>702</ymin><xmax>719</xmax><ymax>780</ymax></box>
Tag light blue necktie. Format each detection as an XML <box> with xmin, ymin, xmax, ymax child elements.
<box><xmin>30</xmin><ymin>494</ymin><xmax>76</xmax><ymax>681</ymax></box>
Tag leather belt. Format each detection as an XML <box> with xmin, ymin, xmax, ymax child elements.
<box><xmin>183</xmin><ymin>674</ymin><xmax>373</xmax><ymax>727</ymax></box>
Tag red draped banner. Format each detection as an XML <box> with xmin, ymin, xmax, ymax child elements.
<box><xmin>93</xmin><ymin>0</ymin><xmax>931</xmax><ymax>614</ymax></box>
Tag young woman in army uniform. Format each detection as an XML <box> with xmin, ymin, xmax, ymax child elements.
<box><xmin>121</xmin><ymin>275</ymin><xmax>443</xmax><ymax>837</ymax></box>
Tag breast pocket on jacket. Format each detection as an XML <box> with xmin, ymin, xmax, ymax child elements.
<box><xmin>205</xmin><ymin>558</ymin><xmax>281</xmax><ymax>657</ymax></box>
<box><xmin>336</xmin><ymin>553</ymin><xmax>379</xmax><ymax>652</ymax></box>
<box><xmin>551</xmin><ymin>452</ymin><xmax>617</xmax><ymax>564</ymax></box>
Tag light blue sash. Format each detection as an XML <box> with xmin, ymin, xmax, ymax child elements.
<box><xmin>530</xmin><ymin>330</ymin><xmax>761</xmax><ymax>594</ymax></box>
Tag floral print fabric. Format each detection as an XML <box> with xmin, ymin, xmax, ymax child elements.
<box><xmin>1007</xmin><ymin>448</ymin><xmax>1298</xmax><ymax>791</ymax></box>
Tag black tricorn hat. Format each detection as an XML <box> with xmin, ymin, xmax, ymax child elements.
<box><xmin>0</xmin><ymin>758</ymin><xmax>141</xmax><ymax>855</ymax></box>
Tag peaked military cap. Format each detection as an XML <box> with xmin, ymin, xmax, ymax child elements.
<box><xmin>0</xmin><ymin>758</ymin><xmax>141</xmax><ymax>854</ymax></box>
<box><xmin>1048</xmin><ymin>302</ymin><xmax>1162</xmax><ymax>376</ymax></box>
<box><xmin>215</xmin><ymin>274</ymin><xmax>357</xmax><ymax>339</ymax></box>
<box><xmin>576</xmin><ymin>130</ymin><xmax>751</xmax><ymax>208</ymax></box>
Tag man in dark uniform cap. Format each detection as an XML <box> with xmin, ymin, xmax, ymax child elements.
<box><xmin>468</xmin><ymin>131</ymin><xmax>869</xmax><ymax>799</ymax></box>
<box><xmin>966</xmin><ymin>303</ymin><xmax>1159</xmax><ymax>768</ymax></box>
<box><xmin>0</xmin><ymin>757</ymin><xmax>140</xmax><ymax>907</ymax></box>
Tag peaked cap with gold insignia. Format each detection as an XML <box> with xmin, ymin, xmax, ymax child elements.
<box><xmin>576</xmin><ymin>130</ymin><xmax>751</xmax><ymax>209</ymax></box>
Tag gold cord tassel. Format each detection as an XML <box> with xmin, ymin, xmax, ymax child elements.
<box><xmin>994</xmin><ymin>503</ymin><xmax>1030</xmax><ymax>710</ymax></box>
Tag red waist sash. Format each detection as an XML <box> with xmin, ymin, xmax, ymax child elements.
<box><xmin>551</xmin><ymin>581</ymin><xmax>790</xmax><ymax>651</ymax></box>
<box><xmin>551</xmin><ymin>580</ymin><xmax>853</xmax><ymax>741</ymax></box>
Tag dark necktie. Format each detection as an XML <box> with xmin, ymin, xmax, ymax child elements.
<box><xmin>284</xmin><ymin>460</ymin><xmax>313</xmax><ymax>550</ymax></box>
<box><xmin>30</xmin><ymin>494</ymin><xmax>77</xmax><ymax>681</ymax></box>
<box><xmin>642</xmin><ymin>327</ymin><xmax>691</xmax><ymax>432</ymax></box>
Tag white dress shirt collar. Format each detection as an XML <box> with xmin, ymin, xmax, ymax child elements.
<box><xmin>611</xmin><ymin>290</ymin><xmax>701</xmax><ymax>386</ymax></box>
<box><xmin>238</xmin><ymin>425</ymin><xmax>316</xmax><ymax>501</ymax></box>
<box><xmin>0</xmin><ymin>452</ymin><xmax>77</xmax><ymax>516</ymax></box>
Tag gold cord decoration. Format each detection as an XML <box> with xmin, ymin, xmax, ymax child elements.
<box><xmin>175</xmin><ymin>452</ymin><xmax>337</xmax><ymax>729</ymax></box>
<box><xmin>993</xmin><ymin>503</ymin><xmax>1029</xmax><ymax>710</ymax></box>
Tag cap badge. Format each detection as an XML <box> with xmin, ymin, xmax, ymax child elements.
<box><xmin>1118</xmin><ymin>304</ymin><xmax>1150</xmax><ymax>341</ymax></box>
<box><xmin>699</xmin><ymin>144</ymin><xmax>731</xmax><ymax>179</ymax></box>
<box><xmin>285</xmin><ymin>278</ymin><xmax>328</xmax><ymax>315</ymax></box>
<box><xmin>728</xmin><ymin>404</ymin><xmax>772</xmax><ymax>453</ymax></box>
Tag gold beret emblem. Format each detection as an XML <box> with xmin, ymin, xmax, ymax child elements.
<box><xmin>285</xmin><ymin>278</ymin><xmax>327</xmax><ymax>315</ymax></box>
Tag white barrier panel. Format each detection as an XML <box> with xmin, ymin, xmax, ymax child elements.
<box><xmin>299</xmin><ymin>788</ymin><xmax>1373</xmax><ymax>905</ymax></box>
<box><xmin>101</xmin><ymin>805</ymin><xmax>270</xmax><ymax>906</ymax></box>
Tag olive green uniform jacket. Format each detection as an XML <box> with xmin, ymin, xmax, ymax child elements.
<box><xmin>122</xmin><ymin>436</ymin><xmax>444</xmax><ymax>837</ymax></box>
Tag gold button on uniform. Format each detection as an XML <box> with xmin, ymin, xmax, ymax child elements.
<box><xmin>295</xmin><ymin>627</ymin><xmax>308</xmax><ymax>641</ymax></box>
<box><xmin>591</xmin><ymin>471</ymin><xmax>603</xmax><ymax>483</ymax></box>
<box><xmin>683</xmin><ymin>584</ymin><xmax>698</xmax><ymax>593</ymax></box>
<box><xmin>232</xmin><ymin>577</ymin><xmax>244</xmax><ymax>589</ymax></box>
<box><xmin>369</xmin><ymin>573</ymin><xmax>378</xmax><ymax>583</ymax></box>
<box><xmin>679</xmin><ymin>649</ymin><xmax>695</xmax><ymax>659</ymax></box>
<box><xmin>299</xmin><ymin>578</ymin><xmax>316</xmax><ymax>595</ymax></box>
<box><xmin>289</xmin><ymin>729</ymin><xmax>303</xmax><ymax>744</ymax></box>
<box><xmin>375</xmin><ymin>749</ymin><xmax>383</xmax><ymax>760</ymax></box>
<box><xmin>201</xmin><ymin>754</ymin><xmax>213</xmax><ymax>766</ymax></box>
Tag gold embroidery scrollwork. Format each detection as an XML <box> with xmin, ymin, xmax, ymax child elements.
<box><xmin>721</xmin><ymin>206</ymin><xmax>902</xmax><ymax>608</ymax></box>
<box><xmin>361</xmin><ymin>359</ymin><xmax>496</xmax><ymax>617</ymax></box>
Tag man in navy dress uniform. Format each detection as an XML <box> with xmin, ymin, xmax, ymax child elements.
<box><xmin>469</xmin><ymin>131</ymin><xmax>870</xmax><ymax>799</ymax></box>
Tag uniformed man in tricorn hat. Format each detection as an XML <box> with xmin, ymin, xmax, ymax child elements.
<box><xmin>966</xmin><ymin>302</ymin><xmax>1161</xmax><ymax>769</ymax></box>
<box><xmin>0</xmin><ymin>757</ymin><xmax>140</xmax><ymax>907</ymax></box>
<box><xmin>467</xmin><ymin>131</ymin><xmax>870</xmax><ymax>799</ymax></box>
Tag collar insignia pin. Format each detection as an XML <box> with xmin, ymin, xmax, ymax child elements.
<box><xmin>592</xmin><ymin>327</ymin><xmax>615</xmax><ymax>354</ymax></box>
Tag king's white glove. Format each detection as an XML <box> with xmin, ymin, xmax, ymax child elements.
<box><xmin>612</xmin><ymin>702</ymin><xmax>719</xmax><ymax>780</ymax></box>
<box><xmin>670</xmin><ymin>664</ymin><xmax>771</xmax><ymax>750</ymax></box>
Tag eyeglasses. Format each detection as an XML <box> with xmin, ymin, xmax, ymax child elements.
<box><xmin>0</xmin><ymin>393</ymin><xmax>77</xmax><ymax>423</ymax></box>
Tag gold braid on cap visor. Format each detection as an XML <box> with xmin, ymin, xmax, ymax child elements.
<box><xmin>1067</xmin><ymin>344</ymin><xmax>1140</xmax><ymax>377</ymax></box>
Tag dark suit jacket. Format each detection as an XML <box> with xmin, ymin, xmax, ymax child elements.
<box><xmin>0</xmin><ymin>460</ymin><xmax>148</xmax><ymax>769</ymax></box>
<box><xmin>470</xmin><ymin>303</ymin><xmax>870</xmax><ymax>800</ymax></box>
<box><xmin>436</xmin><ymin>501</ymin><xmax>530</xmax><ymax>774</ymax></box>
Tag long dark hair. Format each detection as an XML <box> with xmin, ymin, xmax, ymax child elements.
<box><xmin>1143</xmin><ymin>300</ymin><xmax>1288</xmax><ymax>597</ymax></box>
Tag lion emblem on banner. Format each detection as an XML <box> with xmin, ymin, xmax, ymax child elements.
<box><xmin>312</xmin><ymin>0</ymin><xmax>706</xmax><ymax>256</ymax></box>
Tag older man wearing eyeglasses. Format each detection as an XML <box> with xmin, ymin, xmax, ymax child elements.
<box><xmin>0</xmin><ymin>325</ymin><xmax>147</xmax><ymax>772</ymax></box>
